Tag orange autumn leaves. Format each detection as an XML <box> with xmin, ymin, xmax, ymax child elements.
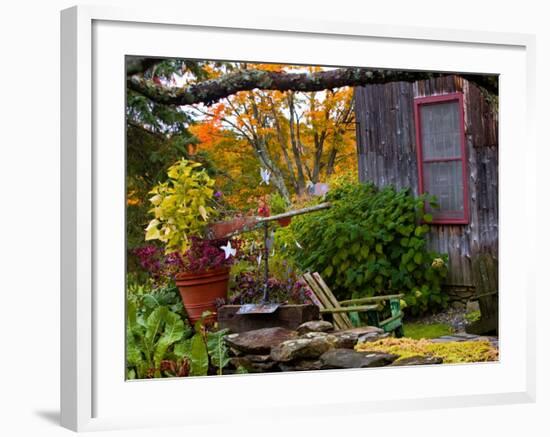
<box><xmin>188</xmin><ymin>63</ymin><xmax>357</xmax><ymax>210</ymax></box>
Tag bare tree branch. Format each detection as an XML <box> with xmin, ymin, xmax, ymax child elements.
<box><xmin>128</xmin><ymin>67</ymin><xmax>498</xmax><ymax>107</ymax></box>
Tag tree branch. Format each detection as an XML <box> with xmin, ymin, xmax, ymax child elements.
<box><xmin>128</xmin><ymin>68</ymin><xmax>498</xmax><ymax>107</ymax></box>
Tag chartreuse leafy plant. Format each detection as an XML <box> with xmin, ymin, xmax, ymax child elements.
<box><xmin>276</xmin><ymin>182</ymin><xmax>449</xmax><ymax>314</ymax></box>
<box><xmin>145</xmin><ymin>158</ymin><xmax>217</xmax><ymax>254</ymax></box>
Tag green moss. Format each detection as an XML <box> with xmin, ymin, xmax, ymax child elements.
<box><xmin>465</xmin><ymin>310</ymin><xmax>481</xmax><ymax>323</ymax></box>
<box><xmin>403</xmin><ymin>322</ymin><xmax>453</xmax><ymax>340</ymax></box>
<box><xmin>356</xmin><ymin>338</ymin><xmax>499</xmax><ymax>364</ymax></box>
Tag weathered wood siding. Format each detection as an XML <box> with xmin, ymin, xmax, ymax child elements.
<box><xmin>354</xmin><ymin>76</ymin><xmax>498</xmax><ymax>287</ymax></box>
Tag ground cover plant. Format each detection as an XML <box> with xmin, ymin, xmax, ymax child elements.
<box><xmin>403</xmin><ymin>322</ymin><xmax>453</xmax><ymax>340</ymax></box>
<box><xmin>355</xmin><ymin>337</ymin><xmax>499</xmax><ymax>364</ymax></box>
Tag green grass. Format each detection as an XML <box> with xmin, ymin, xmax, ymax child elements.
<box><xmin>403</xmin><ymin>322</ymin><xmax>453</xmax><ymax>340</ymax></box>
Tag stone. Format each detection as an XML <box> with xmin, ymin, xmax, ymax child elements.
<box><xmin>218</xmin><ymin>304</ymin><xmax>320</xmax><ymax>333</ymax></box>
<box><xmin>300</xmin><ymin>331</ymin><xmax>355</xmax><ymax>349</ymax></box>
<box><xmin>244</xmin><ymin>354</ymin><xmax>272</xmax><ymax>363</ymax></box>
<box><xmin>451</xmin><ymin>301</ymin><xmax>466</xmax><ymax>310</ymax></box>
<box><xmin>338</xmin><ymin>326</ymin><xmax>384</xmax><ymax>337</ymax></box>
<box><xmin>224</xmin><ymin>327</ymin><xmax>297</xmax><ymax>355</ymax></box>
<box><xmin>466</xmin><ymin>300</ymin><xmax>480</xmax><ymax>313</ymax></box>
<box><xmin>320</xmin><ymin>349</ymin><xmax>398</xmax><ymax>369</ymax></box>
<box><xmin>331</xmin><ymin>332</ymin><xmax>359</xmax><ymax>349</ymax></box>
<box><xmin>230</xmin><ymin>356</ymin><xmax>279</xmax><ymax>373</ymax></box>
<box><xmin>390</xmin><ymin>355</ymin><xmax>443</xmax><ymax>366</ymax></box>
<box><xmin>296</xmin><ymin>320</ymin><xmax>334</xmax><ymax>335</ymax></box>
<box><xmin>270</xmin><ymin>336</ymin><xmax>333</xmax><ymax>362</ymax></box>
<box><xmin>278</xmin><ymin>360</ymin><xmax>323</xmax><ymax>372</ymax></box>
<box><xmin>357</xmin><ymin>331</ymin><xmax>390</xmax><ymax>343</ymax></box>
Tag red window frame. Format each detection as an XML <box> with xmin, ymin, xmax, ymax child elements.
<box><xmin>414</xmin><ymin>92</ymin><xmax>469</xmax><ymax>224</ymax></box>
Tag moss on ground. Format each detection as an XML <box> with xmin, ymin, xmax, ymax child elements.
<box><xmin>403</xmin><ymin>322</ymin><xmax>453</xmax><ymax>340</ymax></box>
<box><xmin>355</xmin><ymin>337</ymin><xmax>499</xmax><ymax>364</ymax></box>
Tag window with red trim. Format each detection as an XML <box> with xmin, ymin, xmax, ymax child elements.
<box><xmin>414</xmin><ymin>93</ymin><xmax>469</xmax><ymax>224</ymax></box>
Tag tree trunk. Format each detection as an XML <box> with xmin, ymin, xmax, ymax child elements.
<box><xmin>270</xmin><ymin>102</ymin><xmax>299</xmax><ymax>194</ymax></box>
<box><xmin>287</xmin><ymin>93</ymin><xmax>307</xmax><ymax>194</ymax></box>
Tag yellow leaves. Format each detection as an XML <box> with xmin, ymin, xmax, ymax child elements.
<box><xmin>355</xmin><ymin>338</ymin><xmax>499</xmax><ymax>364</ymax></box>
<box><xmin>149</xmin><ymin>193</ymin><xmax>162</xmax><ymax>206</ymax></box>
<box><xmin>146</xmin><ymin>158</ymin><xmax>218</xmax><ymax>253</ymax></box>
<box><xmin>145</xmin><ymin>219</ymin><xmax>161</xmax><ymax>241</ymax></box>
<box><xmin>198</xmin><ymin>205</ymin><xmax>208</xmax><ymax>221</ymax></box>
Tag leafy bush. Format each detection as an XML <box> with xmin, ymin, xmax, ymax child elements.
<box><xmin>180</xmin><ymin>236</ymin><xmax>240</xmax><ymax>273</ymax></box>
<box><xmin>133</xmin><ymin>246</ymin><xmax>183</xmax><ymax>286</ymax></box>
<box><xmin>173</xmin><ymin>313</ymin><xmax>230</xmax><ymax>376</ymax></box>
<box><xmin>127</xmin><ymin>279</ymin><xmax>184</xmax><ymax>316</ymax></box>
<box><xmin>268</xmin><ymin>192</ymin><xmax>288</xmax><ymax>215</ymax></box>
<box><xmin>276</xmin><ymin>182</ymin><xmax>448</xmax><ymax>314</ymax></box>
<box><xmin>228</xmin><ymin>271</ymin><xmax>313</xmax><ymax>306</ymax></box>
<box><xmin>145</xmin><ymin>158</ymin><xmax>218</xmax><ymax>253</ymax></box>
<box><xmin>465</xmin><ymin>310</ymin><xmax>481</xmax><ymax>323</ymax></box>
<box><xmin>126</xmin><ymin>303</ymin><xmax>192</xmax><ymax>379</ymax></box>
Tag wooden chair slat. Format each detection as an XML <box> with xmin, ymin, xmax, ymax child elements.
<box><xmin>339</xmin><ymin>294</ymin><xmax>404</xmax><ymax>306</ymax></box>
<box><xmin>303</xmin><ymin>273</ymin><xmax>351</xmax><ymax>329</ymax></box>
<box><xmin>312</xmin><ymin>272</ymin><xmax>353</xmax><ymax>329</ymax></box>
<box><xmin>320</xmin><ymin>304</ymin><xmax>379</xmax><ymax>314</ymax></box>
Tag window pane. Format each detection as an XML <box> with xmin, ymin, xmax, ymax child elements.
<box><xmin>420</xmin><ymin>101</ymin><xmax>461</xmax><ymax>159</ymax></box>
<box><xmin>423</xmin><ymin>161</ymin><xmax>464</xmax><ymax>218</ymax></box>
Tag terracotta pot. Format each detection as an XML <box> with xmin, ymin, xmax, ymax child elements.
<box><xmin>277</xmin><ymin>217</ymin><xmax>292</xmax><ymax>227</ymax></box>
<box><xmin>175</xmin><ymin>267</ymin><xmax>230</xmax><ymax>324</ymax></box>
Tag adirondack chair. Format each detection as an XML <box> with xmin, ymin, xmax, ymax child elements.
<box><xmin>302</xmin><ymin>272</ymin><xmax>404</xmax><ymax>337</ymax></box>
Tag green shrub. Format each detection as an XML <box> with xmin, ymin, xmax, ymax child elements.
<box><xmin>276</xmin><ymin>182</ymin><xmax>448</xmax><ymax>314</ymax></box>
<box><xmin>465</xmin><ymin>310</ymin><xmax>481</xmax><ymax>323</ymax></box>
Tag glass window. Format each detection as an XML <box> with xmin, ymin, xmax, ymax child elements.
<box><xmin>415</xmin><ymin>94</ymin><xmax>468</xmax><ymax>224</ymax></box>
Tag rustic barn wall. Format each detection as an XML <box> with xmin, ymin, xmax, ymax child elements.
<box><xmin>354</xmin><ymin>76</ymin><xmax>498</xmax><ymax>289</ymax></box>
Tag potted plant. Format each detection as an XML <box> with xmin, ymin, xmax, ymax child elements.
<box><xmin>144</xmin><ymin>158</ymin><xmax>239</xmax><ymax>323</ymax></box>
<box><xmin>175</xmin><ymin>237</ymin><xmax>239</xmax><ymax>324</ymax></box>
<box><xmin>268</xmin><ymin>192</ymin><xmax>292</xmax><ymax>227</ymax></box>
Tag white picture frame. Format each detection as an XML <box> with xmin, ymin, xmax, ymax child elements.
<box><xmin>60</xmin><ymin>5</ymin><xmax>536</xmax><ymax>432</ymax></box>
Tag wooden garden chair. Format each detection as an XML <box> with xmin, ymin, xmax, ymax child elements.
<box><xmin>302</xmin><ymin>272</ymin><xmax>404</xmax><ymax>337</ymax></box>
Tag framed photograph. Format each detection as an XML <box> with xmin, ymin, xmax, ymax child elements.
<box><xmin>61</xmin><ymin>5</ymin><xmax>536</xmax><ymax>432</ymax></box>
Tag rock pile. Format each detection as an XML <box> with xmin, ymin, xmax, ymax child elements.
<box><xmin>224</xmin><ymin>322</ymin><xmax>410</xmax><ymax>373</ymax></box>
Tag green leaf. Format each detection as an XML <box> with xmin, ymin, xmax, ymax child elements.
<box><xmin>414</xmin><ymin>252</ymin><xmax>423</xmax><ymax>265</ymax></box>
<box><xmin>189</xmin><ymin>333</ymin><xmax>208</xmax><ymax>376</ymax></box>
<box><xmin>143</xmin><ymin>307</ymin><xmax>167</xmax><ymax>360</ymax></box>
<box><xmin>207</xmin><ymin>329</ymin><xmax>230</xmax><ymax>375</ymax></box>
<box><xmin>375</xmin><ymin>243</ymin><xmax>383</xmax><ymax>254</ymax></box>
<box><xmin>174</xmin><ymin>338</ymin><xmax>193</xmax><ymax>359</ymax></box>
<box><xmin>153</xmin><ymin>310</ymin><xmax>185</xmax><ymax>369</ymax></box>
<box><xmin>423</xmin><ymin>214</ymin><xmax>433</xmax><ymax>223</ymax></box>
